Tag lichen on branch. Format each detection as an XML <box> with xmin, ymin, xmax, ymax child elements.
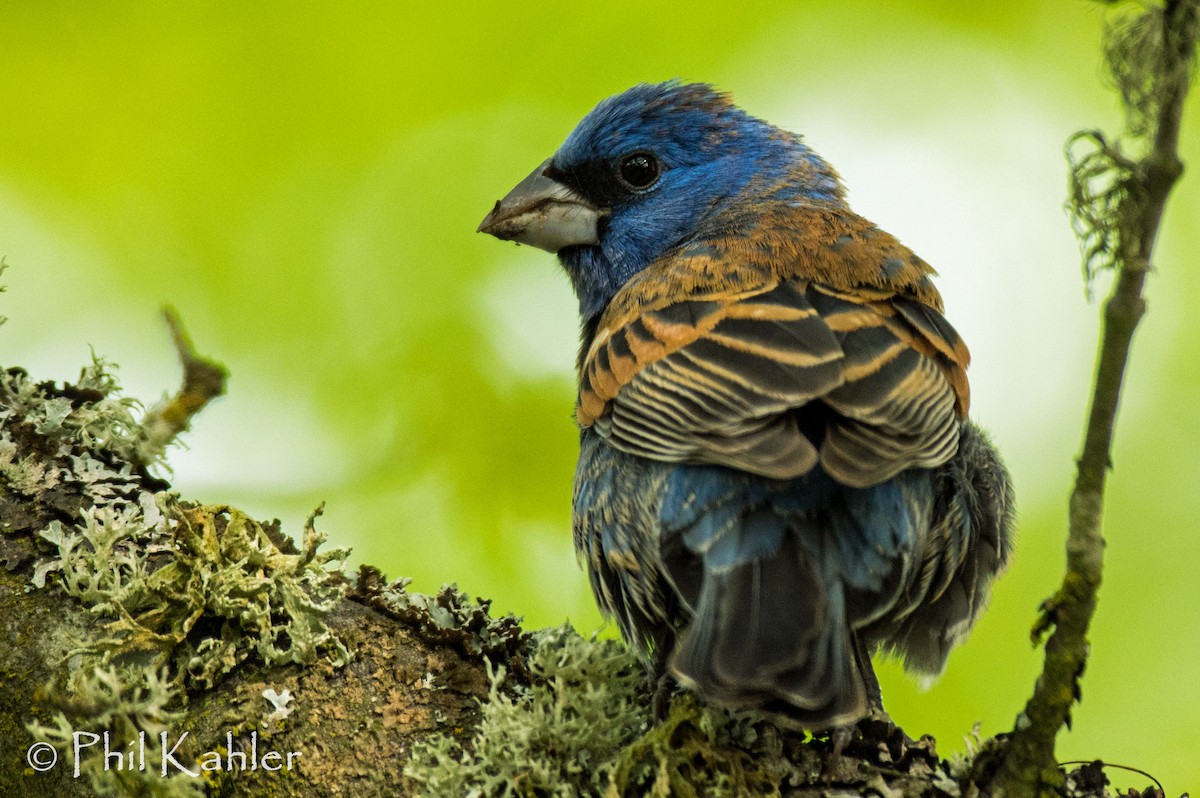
<box><xmin>2</xmin><ymin>351</ymin><xmax>349</xmax><ymax>796</ymax></box>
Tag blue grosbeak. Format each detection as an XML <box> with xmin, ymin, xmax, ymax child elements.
<box><xmin>479</xmin><ymin>82</ymin><xmax>1014</xmax><ymax>730</ymax></box>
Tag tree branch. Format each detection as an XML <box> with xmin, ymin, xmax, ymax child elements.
<box><xmin>984</xmin><ymin>2</ymin><xmax>1197</xmax><ymax>795</ymax></box>
<box><xmin>0</xmin><ymin>322</ymin><xmax>955</xmax><ymax>797</ymax></box>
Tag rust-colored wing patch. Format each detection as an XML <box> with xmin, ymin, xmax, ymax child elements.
<box><xmin>578</xmin><ymin>279</ymin><xmax>971</xmax><ymax>487</ymax></box>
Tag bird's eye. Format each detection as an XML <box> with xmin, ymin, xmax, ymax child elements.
<box><xmin>616</xmin><ymin>152</ymin><xmax>661</xmax><ymax>191</ymax></box>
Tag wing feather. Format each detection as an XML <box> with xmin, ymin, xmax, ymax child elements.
<box><xmin>578</xmin><ymin>274</ymin><xmax>970</xmax><ymax>486</ymax></box>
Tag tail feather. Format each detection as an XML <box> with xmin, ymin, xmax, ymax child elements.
<box><xmin>575</xmin><ymin>419</ymin><xmax>1012</xmax><ymax>730</ymax></box>
<box><xmin>668</xmin><ymin>528</ymin><xmax>868</xmax><ymax>728</ymax></box>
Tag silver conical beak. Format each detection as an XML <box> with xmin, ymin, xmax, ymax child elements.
<box><xmin>477</xmin><ymin>159</ymin><xmax>602</xmax><ymax>253</ymax></box>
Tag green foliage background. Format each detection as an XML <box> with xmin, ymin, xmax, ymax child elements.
<box><xmin>2</xmin><ymin>1</ymin><xmax>1197</xmax><ymax>790</ymax></box>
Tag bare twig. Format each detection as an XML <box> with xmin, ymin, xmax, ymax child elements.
<box><xmin>984</xmin><ymin>2</ymin><xmax>1197</xmax><ymax>795</ymax></box>
<box><xmin>136</xmin><ymin>307</ymin><xmax>228</xmax><ymax>465</ymax></box>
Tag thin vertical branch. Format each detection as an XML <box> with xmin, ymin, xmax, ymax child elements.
<box><xmin>985</xmin><ymin>2</ymin><xmax>1197</xmax><ymax>795</ymax></box>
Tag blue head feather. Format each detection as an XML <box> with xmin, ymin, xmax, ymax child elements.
<box><xmin>550</xmin><ymin>82</ymin><xmax>845</xmax><ymax>321</ymax></box>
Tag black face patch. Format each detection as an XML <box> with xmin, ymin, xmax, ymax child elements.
<box><xmin>549</xmin><ymin>154</ymin><xmax>661</xmax><ymax>209</ymax></box>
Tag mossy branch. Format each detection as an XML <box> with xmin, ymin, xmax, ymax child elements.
<box><xmin>984</xmin><ymin>2</ymin><xmax>1197</xmax><ymax>795</ymax></box>
<box><xmin>1</xmin><ymin>313</ymin><xmax>963</xmax><ymax>797</ymax></box>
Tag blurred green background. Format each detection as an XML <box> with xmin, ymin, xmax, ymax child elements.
<box><xmin>2</xmin><ymin>0</ymin><xmax>1198</xmax><ymax>790</ymax></box>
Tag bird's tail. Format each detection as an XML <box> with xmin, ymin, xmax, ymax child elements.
<box><xmin>666</xmin><ymin>509</ymin><xmax>870</xmax><ymax>729</ymax></box>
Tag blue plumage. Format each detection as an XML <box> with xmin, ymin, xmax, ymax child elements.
<box><xmin>480</xmin><ymin>81</ymin><xmax>1014</xmax><ymax>730</ymax></box>
<box><xmin>552</xmin><ymin>82</ymin><xmax>843</xmax><ymax>321</ymax></box>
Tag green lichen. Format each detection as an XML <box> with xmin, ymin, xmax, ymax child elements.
<box><xmin>28</xmin><ymin>666</ymin><xmax>203</xmax><ymax>798</ymax></box>
<box><xmin>404</xmin><ymin>625</ymin><xmax>795</xmax><ymax>798</ymax></box>
<box><xmin>0</xmin><ymin>436</ymin><xmax>55</xmax><ymax>494</ymax></box>
<box><xmin>38</xmin><ymin>498</ymin><xmax>350</xmax><ymax>688</ymax></box>
<box><xmin>357</xmin><ymin>569</ymin><xmax>530</xmax><ymax>665</ymax></box>
<box><xmin>605</xmin><ymin>696</ymin><xmax>788</xmax><ymax>798</ymax></box>
<box><xmin>3</xmin><ymin>347</ymin><xmax>349</xmax><ymax>795</ymax></box>
<box><xmin>0</xmin><ymin>355</ymin><xmax>149</xmax><ymax>468</ymax></box>
<box><xmin>405</xmin><ymin>624</ymin><xmax>649</xmax><ymax>797</ymax></box>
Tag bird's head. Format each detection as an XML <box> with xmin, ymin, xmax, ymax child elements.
<box><xmin>478</xmin><ymin>82</ymin><xmax>845</xmax><ymax>322</ymax></box>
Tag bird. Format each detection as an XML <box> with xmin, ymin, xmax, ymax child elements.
<box><xmin>478</xmin><ymin>81</ymin><xmax>1014</xmax><ymax>731</ymax></box>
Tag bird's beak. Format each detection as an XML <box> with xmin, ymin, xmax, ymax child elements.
<box><xmin>477</xmin><ymin>159</ymin><xmax>603</xmax><ymax>253</ymax></box>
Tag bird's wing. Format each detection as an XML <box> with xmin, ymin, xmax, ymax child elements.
<box><xmin>577</xmin><ymin>279</ymin><xmax>970</xmax><ymax>488</ymax></box>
